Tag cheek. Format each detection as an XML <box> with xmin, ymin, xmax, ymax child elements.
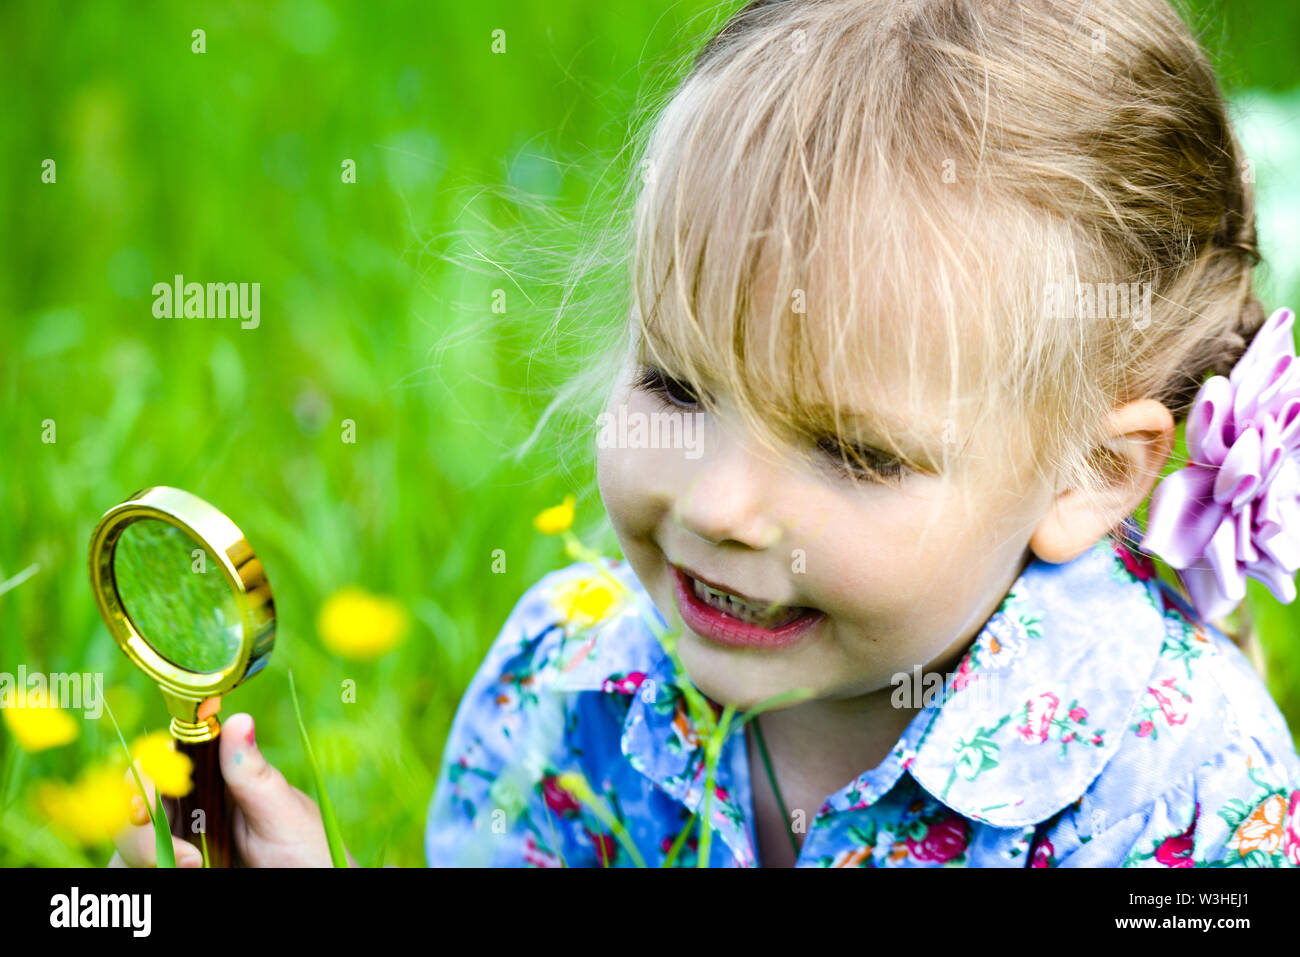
<box><xmin>594</xmin><ymin>387</ymin><xmax>634</xmax><ymax>522</ymax></box>
<box><xmin>596</xmin><ymin>390</ymin><xmax>696</xmax><ymax>528</ymax></box>
<box><xmin>595</xmin><ymin>441</ymin><xmax>634</xmax><ymax>531</ymax></box>
<box><xmin>811</xmin><ymin>484</ymin><xmax>979</xmax><ymax>616</ymax></box>
<box><xmin>594</xmin><ymin>421</ymin><xmax>667</xmax><ymax>537</ymax></box>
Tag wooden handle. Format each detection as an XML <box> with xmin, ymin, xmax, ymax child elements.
<box><xmin>164</xmin><ymin>735</ymin><xmax>238</xmax><ymax>867</ymax></box>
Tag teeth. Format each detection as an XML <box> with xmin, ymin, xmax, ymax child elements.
<box><xmin>690</xmin><ymin>577</ymin><xmax>805</xmax><ymax>629</ymax></box>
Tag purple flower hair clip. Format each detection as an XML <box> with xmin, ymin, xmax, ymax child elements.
<box><xmin>1139</xmin><ymin>306</ymin><xmax>1300</xmax><ymax>623</ymax></box>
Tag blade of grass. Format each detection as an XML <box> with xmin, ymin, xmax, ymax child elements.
<box><xmin>662</xmin><ymin>807</ymin><xmax>699</xmax><ymax>867</ymax></box>
<box><xmin>153</xmin><ymin>790</ymin><xmax>175</xmax><ymax>868</ymax></box>
<box><xmin>556</xmin><ymin>771</ymin><xmax>645</xmax><ymax>867</ymax></box>
<box><xmin>688</xmin><ymin>691</ymin><xmax>812</xmax><ymax>869</ymax></box>
<box><xmin>287</xmin><ymin>669</ymin><xmax>348</xmax><ymax>867</ymax></box>
<box><xmin>538</xmin><ymin>795</ymin><xmax>568</xmax><ymax>868</ymax></box>
<box><xmin>733</xmin><ymin>688</ymin><xmax>817</xmax><ymax>728</ymax></box>
<box><xmin>105</xmin><ymin>699</ymin><xmax>179</xmax><ymax>866</ymax></box>
<box><xmin>101</xmin><ymin>696</ymin><xmax>154</xmax><ymax>825</ymax></box>
<box><xmin>0</xmin><ymin>562</ymin><xmax>39</xmax><ymax>598</ymax></box>
<box><xmin>695</xmin><ymin>706</ymin><xmax>735</xmax><ymax>868</ymax></box>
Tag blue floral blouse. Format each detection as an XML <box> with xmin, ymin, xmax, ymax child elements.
<box><xmin>425</xmin><ymin>526</ymin><xmax>1300</xmax><ymax>867</ymax></box>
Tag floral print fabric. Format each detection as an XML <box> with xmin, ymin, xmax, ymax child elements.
<box><xmin>425</xmin><ymin>525</ymin><xmax>1300</xmax><ymax>867</ymax></box>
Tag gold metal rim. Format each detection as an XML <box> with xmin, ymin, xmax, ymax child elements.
<box><xmin>88</xmin><ymin>486</ymin><xmax>276</xmax><ymax>736</ymax></box>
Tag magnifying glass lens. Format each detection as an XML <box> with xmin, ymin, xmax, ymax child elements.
<box><xmin>112</xmin><ymin>519</ymin><xmax>243</xmax><ymax>674</ymax></box>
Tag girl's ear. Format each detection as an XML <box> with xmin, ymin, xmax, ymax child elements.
<box><xmin>1029</xmin><ymin>399</ymin><xmax>1176</xmax><ymax>564</ymax></box>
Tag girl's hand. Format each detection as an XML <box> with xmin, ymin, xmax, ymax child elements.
<box><xmin>109</xmin><ymin>712</ymin><xmax>357</xmax><ymax>868</ymax></box>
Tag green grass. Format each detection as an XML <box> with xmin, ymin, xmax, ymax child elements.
<box><xmin>0</xmin><ymin>0</ymin><xmax>1298</xmax><ymax>868</ymax></box>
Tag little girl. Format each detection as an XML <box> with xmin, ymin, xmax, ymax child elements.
<box><xmin>111</xmin><ymin>0</ymin><xmax>1300</xmax><ymax>868</ymax></box>
<box><xmin>421</xmin><ymin>0</ymin><xmax>1300</xmax><ymax>868</ymax></box>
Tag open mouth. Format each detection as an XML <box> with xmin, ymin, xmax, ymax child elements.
<box><xmin>671</xmin><ymin>565</ymin><xmax>824</xmax><ymax>648</ymax></box>
<box><xmin>687</xmin><ymin>574</ymin><xmax>808</xmax><ymax>629</ymax></box>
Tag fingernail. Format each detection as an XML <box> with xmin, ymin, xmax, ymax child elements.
<box><xmin>245</xmin><ymin>716</ymin><xmax>256</xmax><ymax>749</ymax></box>
<box><xmin>181</xmin><ymin>854</ymin><xmax>203</xmax><ymax>868</ymax></box>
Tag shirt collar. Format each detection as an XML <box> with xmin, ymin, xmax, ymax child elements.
<box><xmin>901</xmin><ymin>523</ymin><xmax>1169</xmax><ymax>827</ymax></box>
<box><xmin>550</xmin><ymin>528</ymin><xmax>1169</xmax><ymax>847</ymax></box>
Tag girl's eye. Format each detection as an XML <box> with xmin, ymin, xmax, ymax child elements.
<box><xmin>635</xmin><ymin>365</ymin><xmax>704</xmax><ymax>409</ymax></box>
<box><xmin>634</xmin><ymin>364</ymin><xmax>905</xmax><ymax>483</ymax></box>
<box><xmin>816</xmin><ymin>435</ymin><xmax>905</xmax><ymax>484</ymax></box>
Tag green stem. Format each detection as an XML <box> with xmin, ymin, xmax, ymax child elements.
<box><xmin>662</xmin><ymin>808</ymin><xmax>699</xmax><ymax>868</ymax></box>
<box><xmin>538</xmin><ymin>797</ymin><xmax>568</xmax><ymax>869</ymax></box>
<box><xmin>694</xmin><ymin>704</ymin><xmax>738</xmax><ymax>868</ymax></box>
<box><xmin>566</xmin><ymin>779</ymin><xmax>646</xmax><ymax>868</ymax></box>
<box><xmin>695</xmin><ymin>739</ymin><xmax>721</xmax><ymax>867</ymax></box>
<box><xmin>714</xmin><ymin>705</ymin><xmax>735</xmax><ymax>760</ymax></box>
<box><xmin>101</xmin><ymin>695</ymin><xmax>154</xmax><ymax>825</ymax></box>
<box><xmin>288</xmin><ymin>669</ymin><xmax>349</xmax><ymax>867</ymax></box>
<box><xmin>153</xmin><ymin>789</ymin><xmax>176</xmax><ymax>867</ymax></box>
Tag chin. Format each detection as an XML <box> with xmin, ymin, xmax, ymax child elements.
<box><xmin>674</xmin><ymin>641</ymin><xmax>805</xmax><ymax>715</ymax></box>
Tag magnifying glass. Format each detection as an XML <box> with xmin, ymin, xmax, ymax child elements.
<box><xmin>88</xmin><ymin>486</ymin><xmax>275</xmax><ymax>868</ymax></box>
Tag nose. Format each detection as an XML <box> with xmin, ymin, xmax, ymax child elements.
<box><xmin>674</xmin><ymin>427</ymin><xmax>784</xmax><ymax>550</ymax></box>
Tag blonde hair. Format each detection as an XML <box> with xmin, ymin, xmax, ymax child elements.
<box><xmin>525</xmin><ymin>0</ymin><xmax>1266</xmax><ymax>641</ymax></box>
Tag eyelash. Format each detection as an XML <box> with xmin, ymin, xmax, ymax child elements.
<box><xmin>632</xmin><ymin>364</ymin><xmax>907</xmax><ymax>484</ymax></box>
<box><xmin>815</xmin><ymin>436</ymin><xmax>906</xmax><ymax>484</ymax></box>
<box><xmin>634</xmin><ymin>365</ymin><xmax>704</xmax><ymax>409</ymax></box>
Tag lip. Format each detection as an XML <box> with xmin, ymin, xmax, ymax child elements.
<box><xmin>670</xmin><ymin>565</ymin><xmax>824</xmax><ymax>649</ymax></box>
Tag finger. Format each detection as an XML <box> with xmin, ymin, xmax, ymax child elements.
<box><xmin>220</xmin><ymin>713</ymin><xmax>298</xmax><ymax>838</ymax></box>
<box><xmin>113</xmin><ymin>820</ymin><xmax>153</xmax><ymax>868</ymax></box>
<box><xmin>121</xmin><ymin>766</ymin><xmax>156</xmax><ymax>827</ymax></box>
<box><xmin>173</xmin><ymin>837</ymin><xmax>205</xmax><ymax>868</ymax></box>
<box><xmin>128</xmin><ymin>792</ymin><xmax>148</xmax><ymax>827</ymax></box>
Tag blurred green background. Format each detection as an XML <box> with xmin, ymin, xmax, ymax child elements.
<box><xmin>1</xmin><ymin>0</ymin><xmax>1298</xmax><ymax>867</ymax></box>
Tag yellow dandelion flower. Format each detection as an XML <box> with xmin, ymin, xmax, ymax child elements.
<box><xmin>1</xmin><ymin>688</ymin><xmax>79</xmax><ymax>753</ymax></box>
<box><xmin>533</xmin><ymin>495</ymin><xmax>576</xmax><ymax>535</ymax></box>
<box><xmin>551</xmin><ymin>574</ymin><xmax>623</xmax><ymax>629</ymax></box>
<box><xmin>34</xmin><ymin>763</ymin><xmax>134</xmax><ymax>845</ymax></box>
<box><xmin>130</xmin><ymin>731</ymin><xmax>193</xmax><ymax>798</ymax></box>
<box><xmin>317</xmin><ymin>586</ymin><xmax>409</xmax><ymax>660</ymax></box>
